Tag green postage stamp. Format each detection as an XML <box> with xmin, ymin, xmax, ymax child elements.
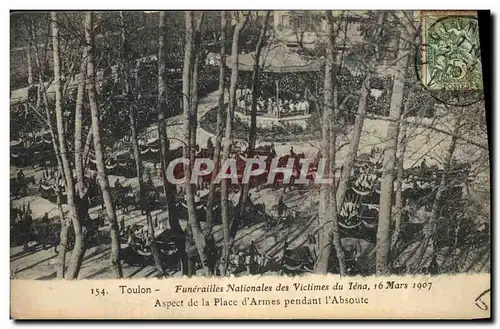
<box><xmin>420</xmin><ymin>11</ymin><xmax>483</xmax><ymax>90</ymax></box>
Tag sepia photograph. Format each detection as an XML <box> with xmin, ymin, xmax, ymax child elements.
<box><xmin>8</xmin><ymin>9</ymin><xmax>491</xmax><ymax>319</ymax></box>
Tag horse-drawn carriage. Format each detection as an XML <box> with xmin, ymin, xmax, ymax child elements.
<box><xmin>10</xmin><ymin>204</ymin><xmax>34</xmax><ymax>247</ymax></box>
<box><xmin>121</xmin><ymin>224</ymin><xmax>184</xmax><ymax>272</ymax></box>
<box><xmin>38</xmin><ymin>179</ymin><xmax>67</xmax><ymax>204</ymax></box>
<box><xmin>10</xmin><ymin>175</ymin><xmax>36</xmax><ymax>199</ymax></box>
<box><xmin>10</xmin><ymin>205</ymin><xmax>76</xmax><ymax>253</ymax></box>
<box><xmin>279</xmin><ymin>235</ymin><xmax>362</xmax><ymax>276</ymax></box>
<box><xmin>280</xmin><ymin>243</ymin><xmax>316</xmax><ymax>275</ymax></box>
<box><xmin>173</xmin><ymin>192</ymin><xmax>222</xmax><ymax>225</ymax></box>
<box><xmin>110</xmin><ymin>184</ymin><xmax>135</xmax><ymax>213</ymax></box>
<box><xmin>11</xmin><ymin>177</ymin><xmax>28</xmax><ymax>198</ymax></box>
<box><xmin>225</xmin><ymin>246</ymin><xmax>277</xmax><ymax>276</ymax></box>
<box><xmin>89</xmin><ymin>178</ymin><xmax>161</xmax><ymax>216</ymax></box>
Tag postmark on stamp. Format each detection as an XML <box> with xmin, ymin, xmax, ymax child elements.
<box><xmin>420</xmin><ymin>11</ymin><xmax>483</xmax><ymax>91</ymax></box>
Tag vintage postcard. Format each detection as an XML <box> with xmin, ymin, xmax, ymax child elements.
<box><xmin>9</xmin><ymin>10</ymin><xmax>490</xmax><ymax>319</ymax></box>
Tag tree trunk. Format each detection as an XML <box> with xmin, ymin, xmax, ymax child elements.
<box><xmin>55</xmin><ymin>181</ymin><xmax>69</xmax><ymax>279</ymax></box>
<box><xmin>315</xmin><ymin>10</ymin><xmax>343</xmax><ymax>274</ymax></box>
<box><xmin>82</xmin><ymin>128</ymin><xmax>93</xmax><ymax>170</ymax></box>
<box><xmin>390</xmin><ymin>123</ymin><xmax>407</xmax><ymax>250</ymax></box>
<box><xmin>328</xmin><ymin>64</ymin><xmax>346</xmax><ymax>276</ymax></box>
<box><xmin>315</xmin><ymin>100</ymin><xmax>331</xmax><ymax>274</ymax></box>
<box><xmin>120</xmin><ymin>11</ymin><xmax>144</xmax><ymax>205</ymax></box>
<box><xmin>221</xmin><ymin>13</ymin><xmax>247</xmax><ymax>274</ymax></box>
<box><xmin>157</xmin><ymin>11</ymin><xmax>177</xmax><ymax>229</ymax></box>
<box><xmin>189</xmin><ymin>14</ymin><xmax>204</xmax><ymax>165</ymax></box>
<box><xmin>205</xmin><ymin>11</ymin><xmax>227</xmax><ymax>238</ymax></box>
<box><xmin>51</xmin><ymin>12</ymin><xmax>84</xmax><ymax>280</ymax></box>
<box><xmin>156</xmin><ymin>11</ymin><xmax>186</xmax><ymax>275</ymax></box>
<box><xmin>236</xmin><ymin>11</ymin><xmax>270</xmax><ymax>233</ymax></box>
<box><xmin>184</xmin><ymin>225</ymin><xmax>195</xmax><ymax>277</ymax></box>
<box><xmin>152</xmin><ymin>11</ymin><xmax>173</xmax><ymax>277</ymax></box>
<box><xmin>183</xmin><ymin>11</ymin><xmax>208</xmax><ymax>273</ymax></box>
<box><xmin>147</xmin><ymin>212</ymin><xmax>166</xmax><ymax>277</ymax></box>
<box><xmin>426</xmin><ymin>110</ymin><xmax>462</xmax><ymax>244</ymax></box>
<box><xmin>375</xmin><ymin>23</ymin><xmax>412</xmax><ymax>275</ymax></box>
<box><xmin>329</xmin><ymin>124</ymin><xmax>346</xmax><ymax>276</ymax></box>
<box><xmin>336</xmin><ymin>73</ymin><xmax>370</xmax><ymax>208</ymax></box>
<box><xmin>71</xmin><ymin>24</ymin><xmax>91</xmax><ymax>281</ymax></box>
<box><xmin>27</xmin><ymin>38</ymin><xmax>33</xmax><ymax>86</ymax></box>
<box><xmin>336</xmin><ymin>12</ymin><xmax>385</xmax><ymax>210</ymax></box>
<box><xmin>412</xmin><ymin>110</ymin><xmax>462</xmax><ymax>272</ymax></box>
<box><xmin>226</xmin><ymin>13</ymin><xmax>248</xmax><ymax>247</ymax></box>
<box><xmin>32</xmin><ymin>18</ymin><xmax>68</xmax><ymax>278</ymax></box>
<box><xmin>74</xmin><ymin>45</ymin><xmax>88</xmax><ymax>197</ymax></box>
<box><xmin>84</xmin><ymin>11</ymin><xmax>123</xmax><ymax>279</ymax></box>
<box><xmin>132</xmin><ymin>13</ymin><xmax>165</xmax><ymax>271</ymax></box>
<box><xmin>32</xmin><ymin>19</ymin><xmax>62</xmax><ymax>170</ymax></box>
<box><xmin>391</xmin><ymin>99</ymin><xmax>410</xmax><ymax>251</ymax></box>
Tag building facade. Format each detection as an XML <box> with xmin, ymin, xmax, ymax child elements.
<box><xmin>272</xmin><ymin>11</ymin><xmax>366</xmax><ymax>50</ymax></box>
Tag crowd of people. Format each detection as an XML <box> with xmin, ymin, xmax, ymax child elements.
<box><xmin>236</xmin><ymin>88</ymin><xmax>311</xmax><ymax>118</ymax></box>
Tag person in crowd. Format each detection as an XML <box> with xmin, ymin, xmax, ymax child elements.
<box><xmin>145</xmin><ymin>172</ymin><xmax>155</xmax><ymax>192</ymax></box>
<box><xmin>227</xmin><ymin>246</ymin><xmax>240</xmax><ymax>274</ymax></box>
<box><xmin>153</xmin><ymin>166</ymin><xmax>159</xmax><ymax>180</ymax></box>
<box><xmin>247</xmin><ymin>240</ymin><xmax>260</xmax><ymax>274</ymax></box>
<box><xmin>120</xmin><ymin>217</ymin><xmax>125</xmax><ymax>233</ymax></box>
<box><xmin>290</xmin><ymin>146</ymin><xmax>296</xmax><ymax>157</ymax></box>
<box><xmin>41</xmin><ymin>212</ymin><xmax>49</xmax><ymax>222</ymax></box>
<box><xmin>244</xmin><ymin>96</ymin><xmax>250</xmax><ymax>115</ymax></box>
<box><xmin>17</xmin><ymin>169</ymin><xmax>26</xmax><ymax>195</ymax></box>
<box><xmin>267</xmin><ymin>98</ymin><xmax>274</xmax><ymax>115</ymax></box>
<box><xmin>420</xmin><ymin>158</ymin><xmax>428</xmax><ymax>172</ymax></box>
<box><xmin>277</xmin><ymin>195</ymin><xmax>286</xmax><ymax>218</ymax></box>
<box><xmin>270</xmin><ymin>143</ymin><xmax>277</xmax><ymax>157</ymax></box>
<box><xmin>274</xmin><ymin>100</ymin><xmax>281</xmax><ymax>118</ymax></box>
<box><xmin>277</xmin><ymin>99</ymin><xmax>283</xmax><ymax>118</ymax></box>
<box><xmin>244</xmin><ymin>88</ymin><xmax>251</xmax><ymax>98</ymax></box>
<box><xmin>204</xmin><ymin>234</ymin><xmax>219</xmax><ymax>275</ymax></box>
<box><xmin>139</xmin><ymin>228</ymin><xmax>146</xmax><ymax>248</ymax></box>
<box><xmin>243</xmin><ymin>192</ymin><xmax>253</xmax><ymax>213</ymax></box>
<box><xmin>17</xmin><ymin>169</ymin><xmax>24</xmax><ymax>182</ymax></box>
<box><xmin>24</xmin><ymin>205</ymin><xmax>33</xmax><ymax>228</ymax></box>
<box><xmin>15</xmin><ymin>212</ymin><xmax>22</xmax><ymax>225</ymax></box>
<box><xmin>127</xmin><ymin>225</ymin><xmax>137</xmax><ymax>247</ymax></box>
<box><xmin>238</xmin><ymin>97</ymin><xmax>245</xmax><ymax>112</ymax></box>
<box><xmin>304</xmin><ymin>100</ymin><xmax>310</xmax><ymax>115</ymax></box>
<box><xmin>114</xmin><ymin>178</ymin><xmax>122</xmax><ymax>190</ymax></box>
<box><xmin>289</xmin><ymin>100</ymin><xmax>296</xmax><ymax>114</ymax></box>
<box><xmin>206</xmin><ymin>137</ymin><xmax>214</xmax><ymax>153</ymax></box>
<box><xmin>306</xmin><ymin>234</ymin><xmax>318</xmax><ymax>262</ymax></box>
